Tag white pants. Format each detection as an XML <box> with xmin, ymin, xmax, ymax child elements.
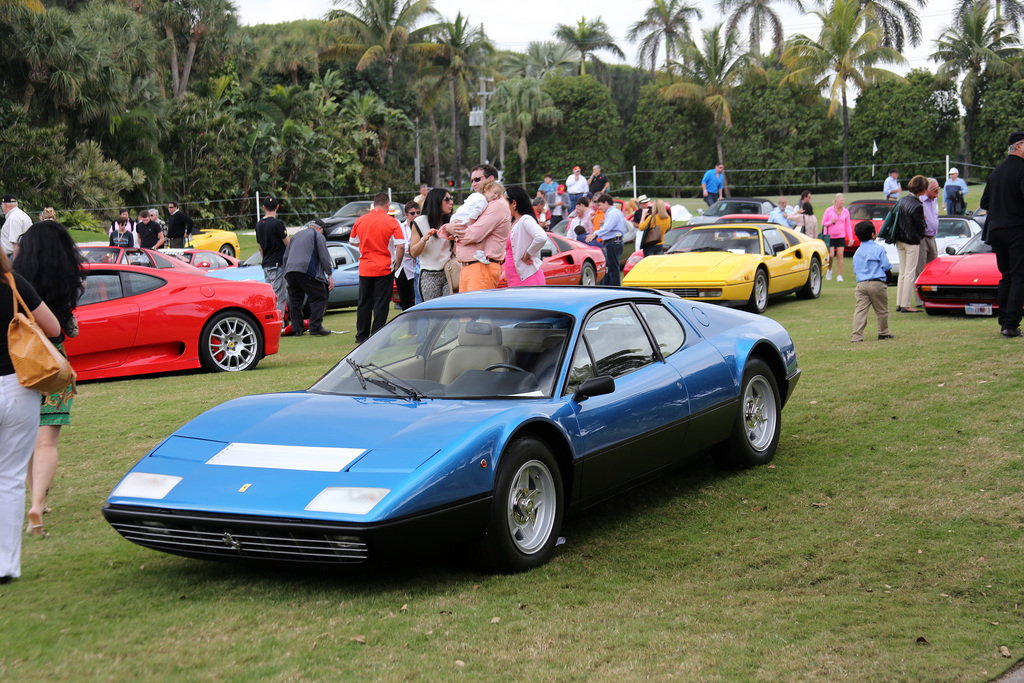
<box><xmin>896</xmin><ymin>242</ymin><xmax>920</xmax><ymax>309</ymax></box>
<box><xmin>0</xmin><ymin>373</ymin><xmax>41</xmax><ymax>579</ymax></box>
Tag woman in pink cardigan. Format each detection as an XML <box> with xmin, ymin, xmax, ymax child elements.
<box><xmin>821</xmin><ymin>193</ymin><xmax>853</xmax><ymax>282</ymax></box>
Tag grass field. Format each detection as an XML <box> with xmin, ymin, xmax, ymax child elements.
<box><xmin>5</xmin><ymin>198</ymin><xmax>1018</xmax><ymax>681</ymax></box>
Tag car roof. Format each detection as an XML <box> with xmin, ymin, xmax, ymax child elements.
<box><xmin>848</xmin><ymin>199</ymin><xmax>896</xmax><ymax>205</ymax></box>
<box><xmin>715</xmin><ymin>197</ymin><xmax>772</xmax><ymax>203</ymax></box>
<box><xmin>412</xmin><ymin>286</ymin><xmax>667</xmax><ymax>315</ymax></box>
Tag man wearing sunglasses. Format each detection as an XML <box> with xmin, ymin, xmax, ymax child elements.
<box><xmin>395</xmin><ymin>200</ymin><xmax>420</xmax><ymax>309</ymax></box>
<box><xmin>445</xmin><ymin>164</ymin><xmax>510</xmax><ymax>292</ymax></box>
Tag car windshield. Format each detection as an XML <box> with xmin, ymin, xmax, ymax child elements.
<box><xmin>242</xmin><ymin>251</ymin><xmax>262</xmax><ymax>266</ymax></box>
<box><xmin>849</xmin><ymin>203</ymin><xmax>892</xmax><ymax>220</ymax></box>
<box><xmin>704</xmin><ymin>201</ymin><xmax>762</xmax><ymax>217</ymax></box>
<box><xmin>936</xmin><ymin>218</ymin><xmax>975</xmax><ymax>239</ymax></box>
<box><xmin>331</xmin><ymin>202</ymin><xmax>403</xmax><ymax>219</ymax></box>
<box><xmin>955</xmin><ymin>233</ymin><xmax>992</xmax><ymax>255</ymax></box>
<box><xmin>668</xmin><ymin>227</ymin><xmax>762</xmax><ymax>255</ymax></box>
<box><xmin>310</xmin><ymin>309</ymin><xmax>573</xmax><ymax>400</ymax></box>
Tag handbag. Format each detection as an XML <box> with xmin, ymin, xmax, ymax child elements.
<box><xmin>6</xmin><ymin>273</ymin><xmax>76</xmax><ymax>395</ymax></box>
<box><xmin>878</xmin><ymin>206</ymin><xmax>899</xmax><ymax>244</ymax></box>
<box><xmin>640</xmin><ymin>215</ymin><xmax>662</xmax><ymax>246</ymax></box>
<box><xmin>443</xmin><ymin>242</ymin><xmax>462</xmax><ymax>293</ymax></box>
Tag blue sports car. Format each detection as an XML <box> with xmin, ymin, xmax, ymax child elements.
<box><xmin>206</xmin><ymin>242</ymin><xmax>361</xmax><ymax>308</ymax></box>
<box><xmin>103</xmin><ymin>288</ymin><xmax>801</xmax><ymax>572</ymax></box>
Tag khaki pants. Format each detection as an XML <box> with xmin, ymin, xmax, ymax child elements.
<box><xmin>896</xmin><ymin>242</ymin><xmax>920</xmax><ymax>309</ymax></box>
<box><xmin>852</xmin><ymin>280</ymin><xmax>890</xmax><ymax>341</ymax></box>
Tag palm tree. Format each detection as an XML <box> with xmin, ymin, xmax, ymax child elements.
<box><xmin>627</xmin><ymin>0</ymin><xmax>703</xmax><ymax>74</ymax></box>
<box><xmin>718</xmin><ymin>0</ymin><xmax>805</xmax><ymax>58</ymax></box>
<box><xmin>326</xmin><ymin>0</ymin><xmax>441</xmax><ymax>83</ymax></box>
<box><xmin>500</xmin><ymin>42</ymin><xmax>578</xmax><ymax>79</ymax></box>
<box><xmin>151</xmin><ymin>0</ymin><xmax>241</xmax><ymax>100</ymax></box>
<box><xmin>932</xmin><ymin>2</ymin><xmax>1022</xmax><ymax>172</ymax></box>
<box><xmin>660</xmin><ymin>24</ymin><xmax>749</xmax><ymax>197</ymax></box>
<box><xmin>782</xmin><ymin>0</ymin><xmax>905</xmax><ymax>192</ymax></box>
<box><xmin>553</xmin><ymin>17</ymin><xmax>625</xmax><ymax>77</ymax></box>
<box><xmin>415</xmin><ymin>12</ymin><xmax>494</xmax><ymax>200</ymax></box>
<box><xmin>955</xmin><ymin>0</ymin><xmax>1024</xmax><ymax>34</ymax></box>
<box><xmin>488</xmin><ymin>78</ymin><xmax>562</xmax><ymax>188</ymax></box>
<box><xmin>858</xmin><ymin>0</ymin><xmax>927</xmax><ymax>51</ymax></box>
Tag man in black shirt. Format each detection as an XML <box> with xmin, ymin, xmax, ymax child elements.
<box><xmin>136</xmin><ymin>210</ymin><xmax>165</xmax><ymax>249</ymax></box>
<box><xmin>165</xmin><ymin>201</ymin><xmax>194</xmax><ymax>248</ymax></box>
<box><xmin>980</xmin><ymin>131</ymin><xmax>1024</xmax><ymax>338</ymax></box>
<box><xmin>588</xmin><ymin>165</ymin><xmax>609</xmax><ymax>196</ymax></box>
<box><xmin>256</xmin><ymin>196</ymin><xmax>290</xmax><ymax>319</ymax></box>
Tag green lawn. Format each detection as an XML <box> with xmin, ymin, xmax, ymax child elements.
<box><xmin>4</xmin><ymin>253</ymin><xmax>1020</xmax><ymax>681</ymax></box>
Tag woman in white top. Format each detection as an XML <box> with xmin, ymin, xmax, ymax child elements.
<box><xmin>791</xmin><ymin>201</ymin><xmax>818</xmax><ymax>239</ymax></box>
<box><xmin>505</xmin><ymin>186</ymin><xmax>548</xmax><ymax>287</ymax></box>
<box><xmin>408</xmin><ymin>189</ymin><xmax>455</xmax><ymax>301</ymax></box>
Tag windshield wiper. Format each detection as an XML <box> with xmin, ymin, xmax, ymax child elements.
<box><xmin>347</xmin><ymin>360</ymin><xmax>423</xmax><ymax>400</ymax></box>
<box><xmin>346</xmin><ymin>358</ymin><xmax>367</xmax><ymax>390</ymax></box>
<box><xmin>689</xmin><ymin>246</ymin><xmax>724</xmax><ymax>252</ymax></box>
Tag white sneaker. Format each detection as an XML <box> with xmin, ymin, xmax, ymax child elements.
<box><xmin>826</xmin><ymin>270</ymin><xmax>832</xmax><ymax>281</ymax></box>
<box><xmin>836</xmin><ymin>275</ymin><xmax>844</xmax><ymax>282</ymax></box>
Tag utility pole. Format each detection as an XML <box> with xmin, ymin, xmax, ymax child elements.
<box><xmin>478</xmin><ymin>76</ymin><xmax>493</xmax><ymax>164</ymax></box>
<box><xmin>414</xmin><ymin>117</ymin><xmax>421</xmax><ymax>185</ymax></box>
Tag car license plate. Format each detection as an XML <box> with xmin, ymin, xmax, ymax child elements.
<box><xmin>965</xmin><ymin>303</ymin><xmax>993</xmax><ymax>316</ymax></box>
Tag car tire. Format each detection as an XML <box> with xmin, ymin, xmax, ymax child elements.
<box><xmin>796</xmin><ymin>256</ymin><xmax>821</xmax><ymax>299</ymax></box>
<box><xmin>746</xmin><ymin>269</ymin><xmax>769</xmax><ymax>314</ymax></box>
<box><xmin>478</xmin><ymin>436</ymin><xmax>563</xmax><ymax>573</ymax></box>
<box><xmin>198</xmin><ymin>311</ymin><xmax>264</xmax><ymax>372</ymax></box>
<box><xmin>580</xmin><ymin>261</ymin><xmax>597</xmax><ymax>286</ymax></box>
<box><xmin>219</xmin><ymin>244</ymin><xmax>236</xmax><ymax>257</ymax></box>
<box><xmin>716</xmin><ymin>358</ymin><xmax>781</xmax><ymax>469</ymax></box>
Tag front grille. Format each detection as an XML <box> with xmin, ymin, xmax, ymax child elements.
<box><xmin>664</xmin><ymin>288</ymin><xmax>700</xmax><ymax>297</ymax></box>
<box><xmin>921</xmin><ymin>285</ymin><xmax>996</xmax><ymax>301</ymax></box>
<box><xmin>110</xmin><ymin>519</ymin><xmax>368</xmax><ymax>563</ymax></box>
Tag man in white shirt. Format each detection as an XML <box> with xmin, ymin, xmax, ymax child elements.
<box><xmin>1</xmin><ymin>195</ymin><xmax>32</xmax><ymax>259</ymax></box>
<box><xmin>565</xmin><ymin>166</ymin><xmax>589</xmax><ymax>214</ymax></box>
<box><xmin>768</xmin><ymin>198</ymin><xmax>795</xmax><ymax>228</ymax></box>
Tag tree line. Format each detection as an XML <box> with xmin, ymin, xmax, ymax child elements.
<box><xmin>0</xmin><ymin>0</ymin><xmax>1022</xmax><ymax>229</ymax></box>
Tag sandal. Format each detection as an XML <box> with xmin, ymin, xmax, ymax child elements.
<box><xmin>26</xmin><ymin>511</ymin><xmax>46</xmax><ymax>537</ymax></box>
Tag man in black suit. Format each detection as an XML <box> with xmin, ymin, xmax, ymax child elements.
<box><xmin>165</xmin><ymin>201</ymin><xmax>194</xmax><ymax>248</ymax></box>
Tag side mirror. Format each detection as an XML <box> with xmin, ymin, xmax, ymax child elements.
<box><xmin>572</xmin><ymin>375</ymin><xmax>615</xmax><ymax>403</ymax></box>
<box><xmin>540</xmin><ymin>249</ymin><xmax>553</xmax><ymax>259</ymax></box>
<box><xmin>772</xmin><ymin>241</ymin><xmax>787</xmax><ymax>253</ymax></box>
<box><xmin>945</xmin><ymin>245</ymin><xmax>958</xmax><ymax>255</ymax></box>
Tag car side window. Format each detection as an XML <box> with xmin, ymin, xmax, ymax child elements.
<box><xmin>122</xmin><ymin>271</ymin><xmax>165</xmax><ymax>297</ymax></box>
<box><xmin>152</xmin><ymin>252</ymin><xmax>184</xmax><ymax>269</ymax></box>
<box><xmin>583</xmin><ymin>305</ymin><xmax>656</xmax><ymax>378</ymax></box>
<box><xmin>637</xmin><ymin>304</ymin><xmax>685</xmax><ymax>356</ymax></box>
<box><xmin>329</xmin><ymin>245</ymin><xmax>351</xmax><ymax>266</ymax></box>
<box><xmin>79</xmin><ymin>274</ymin><xmax>124</xmax><ymax>305</ymax></box>
<box><xmin>563</xmin><ymin>341</ymin><xmax>596</xmax><ymax>396</ymax></box>
<box><xmin>762</xmin><ymin>228</ymin><xmax>788</xmax><ymax>254</ymax></box>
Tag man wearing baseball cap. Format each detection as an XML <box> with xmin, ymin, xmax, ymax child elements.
<box><xmin>256</xmin><ymin>195</ymin><xmax>290</xmax><ymax>319</ymax></box>
<box><xmin>979</xmin><ymin>131</ymin><xmax>1024</xmax><ymax>338</ymax></box>
<box><xmin>565</xmin><ymin>166</ymin><xmax>588</xmax><ymax>214</ymax></box>
<box><xmin>1</xmin><ymin>195</ymin><xmax>32</xmax><ymax>259</ymax></box>
<box><xmin>943</xmin><ymin>167</ymin><xmax>969</xmax><ymax>215</ymax></box>
<box><xmin>282</xmin><ymin>218</ymin><xmax>334</xmax><ymax>336</ymax></box>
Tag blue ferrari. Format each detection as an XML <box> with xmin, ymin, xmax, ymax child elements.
<box><xmin>103</xmin><ymin>288</ymin><xmax>801</xmax><ymax>572</ymax></box>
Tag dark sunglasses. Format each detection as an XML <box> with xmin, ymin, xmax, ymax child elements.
<box><xmin>444</xmin><ymin>196</ymin><xmax>453</xmax><ymax>201</ymax></box>
<box><xmin>471</xmin><ymin>176</ymin><xmax>483</xmax><ymax>182</ymax></box>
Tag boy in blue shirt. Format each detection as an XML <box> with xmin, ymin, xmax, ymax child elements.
<box><xmin>851</xmin><ymin>220</ymin><xmax>895</xmax><ymax>342</ymax></box>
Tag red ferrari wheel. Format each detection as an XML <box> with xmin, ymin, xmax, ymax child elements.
<box><xmin>199</xmin><ymin>311</ymin><xmax>263</xmax><ymax>372</ymax></box>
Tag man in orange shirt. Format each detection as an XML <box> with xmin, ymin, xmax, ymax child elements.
<box><xmin>446</xmin><ymin>164</ymin><xmax>512</xmax><ymax>291</ymax></box>
<box><xmin>351</xmin><ymin>192</ymin><xmax>406</xmax><ymax>343</ymax></box>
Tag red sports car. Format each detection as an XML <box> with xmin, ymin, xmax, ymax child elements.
<box><xmin>64</xmin><ymin>263</ymin><xmax>282</xmax><ymax>380</ymax></box>
<box><xmin>916</xmin><ymin>233</ymin><xmax>1007</xmax><ymax>316</ymax></box>
<box><xmin>79</xmin><ymin>246</ymin><xmax>208</xmax><ymax>276</ymax></box>
<box><xmin>163</xmin><ymin>248</ymin><xmax>242</xmax><ymax>270</ymax></box>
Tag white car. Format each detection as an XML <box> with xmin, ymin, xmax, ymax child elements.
<box><xmin>880</xmin><ymin>216</ymin><xmax>982</xmax><ymax>282</ymax></box>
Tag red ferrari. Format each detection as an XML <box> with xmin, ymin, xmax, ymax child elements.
<box><xmin>916</xmin><ymin>233</ymin><xmax>1007</xmax><ymax>316</ymax></box>
<box><xmin>163</xmin><ymin>248</ymin><xmax>242</xmax><ymax>270</ymax></box>
<box><xmin>79</xmin><ymin>246</ymin><xmax>208</xmax><ymax>276</ymax></box>
<box><xmin>64</xmin><ymin>263</ymin><xmax>282</xmax><ymax>380</ymax></box>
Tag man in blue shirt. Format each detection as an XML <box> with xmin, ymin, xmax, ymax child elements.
<box><xmin>883</xmin><ymin>169</ymin><xmax>901</xmax><ymax>200</ymax></box>
<box><xmin>538</xmin><ymin>174</ymin><xmax>557</xmax><ymax>196</ymax></box>
<box><xmin>701</xmin><ymin>163</ymin><xmax>725</xmax><ymax>206</ymax></box>
<box><xmin>768</xmin><ymin>197</ymin><xmax>794</xmax><ymax>228</ymax></box>
<box><xmin>851</xmin><ymin>220</ymin><xmax>894</xmax><ymax>342</ymax></box>
<box><xmin>943</xmin><ymin>168</ymin><xmax>969</xmax><ymax>215</ymax></box>
<box><xmin>586</xmin><ymin>193</ymin><xmax>627</xmax><ymax>286</ymax></box>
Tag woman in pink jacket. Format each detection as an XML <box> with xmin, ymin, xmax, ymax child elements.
<box><xmin>821</xmin><ymin>193</ymin><xmax>853</xmax><ymax>282</ymax></box>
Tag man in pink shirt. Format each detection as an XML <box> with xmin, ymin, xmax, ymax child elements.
<box><xmin>446</xmin><ymin>164</ymin><xmax>512</xmax><ymax>292</ymax></box>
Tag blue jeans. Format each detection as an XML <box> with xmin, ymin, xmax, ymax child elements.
<box><xmin>704</xmin><ymin>192</ymin><xmax>719</xmax><ymax>207</ymax></box>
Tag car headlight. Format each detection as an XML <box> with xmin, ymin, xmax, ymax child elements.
<box><xmin>305</xmin><ymin>487</ymin><xmax>390</xmax><ymax>515</ymax></box>
<box><xmin>111</xmin><ymin>472</ymin><xmax>183</xmax><ymax>500</ymax></box>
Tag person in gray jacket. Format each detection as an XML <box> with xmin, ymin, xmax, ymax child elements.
<box><xmin>282</xmin><ymin>219</ymin><xmax>334</xmax><ymax>336</ymax></box>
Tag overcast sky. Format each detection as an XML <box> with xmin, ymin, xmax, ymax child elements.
<box><xmin>234</xmin><ymin>0</ymin><xmax>961</xmax><ymax>75</ymax></box>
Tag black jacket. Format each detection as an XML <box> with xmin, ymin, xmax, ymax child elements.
<box><xmin>896</xmin><ymin>195</ymin><xmax>926</xmax><ymax>245</ymax></box>
<box><xmin>980</xmin><ymin>155</ymin><xmax>1024</xmax><ymax>239</ymax></box>
<box><xmin>166</xmin><ymin>209</ymin><xmax>194</xmax><ymax>239</ymax></box>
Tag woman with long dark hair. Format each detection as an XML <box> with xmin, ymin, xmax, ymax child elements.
<box><xmin>1</xmin><ymin>248</ymin><xmax>60</xmax><ymax>582</ymax></box>
<box><xmin>14</xmin><ymin>221</ymin><xmax>84</xmax><ymax>536</ymax></box>
<box><xmin>505</xmin><ymin>186</ymin><xmax>547</xmax><ymax>287</ymax></box>
<box><xmin>408</xmin><ymin>188</ymin><xmax>455</xmax><ymax>301</ymax></box>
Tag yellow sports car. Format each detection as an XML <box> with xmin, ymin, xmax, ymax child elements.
<box><xmin>183</xmin><ymin>229</ymin><xmax>241</xmax><ymax>257</ymax></box>
<box><xmin>623</xmin><ymin>224</ymin><xmax>829</xmax><ymax>314</ymax></box>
